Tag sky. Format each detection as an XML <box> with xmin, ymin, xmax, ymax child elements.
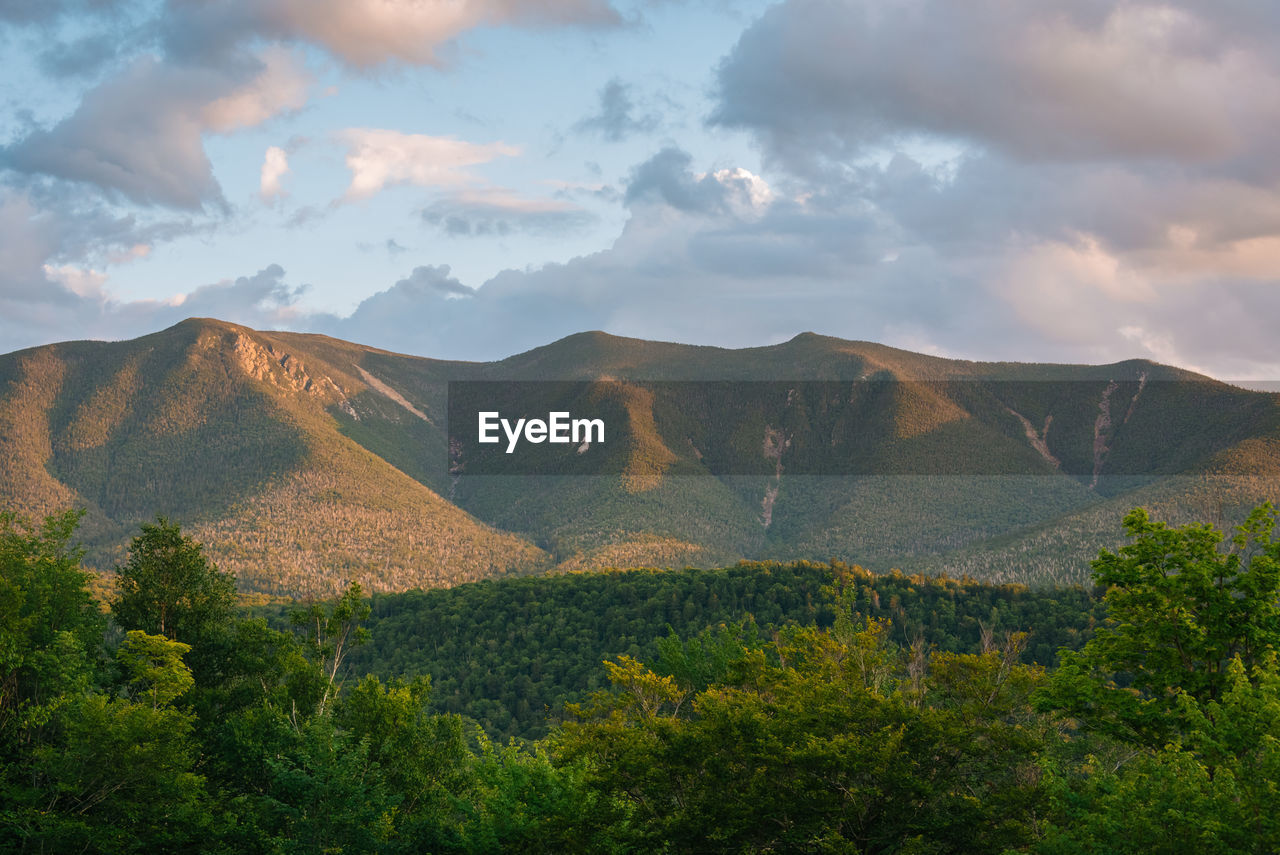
<box><xmin>3</xmin><ymin>0</ymin><xmax>1280</xmax><ymax>380</ymax></box>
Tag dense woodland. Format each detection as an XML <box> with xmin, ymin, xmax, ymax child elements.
<box><xmin>4</xmin><ymin>504</ymin><xmax>1280</xmax><ymax>852</ymax></box>
<box><xmin>345</xmin><ymin>564</ymin><xmax>1104</xmax><ymax>741</ymax></box>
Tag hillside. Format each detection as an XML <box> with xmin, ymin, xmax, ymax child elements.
<box><xmin>2</xmin><ymin>319</ymin><xmax>1279</xmax><ymax>593</ymax></box>
<box><xmin>0</xmin><ymin>320</ymin><xmax>545</xmax><ymax>595</ymax></box>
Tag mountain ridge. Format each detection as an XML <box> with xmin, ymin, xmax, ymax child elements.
<box><xmin>2</xmin><ymin>318</ymin><xmax>1276</xmax><ymax>595</ymax></box>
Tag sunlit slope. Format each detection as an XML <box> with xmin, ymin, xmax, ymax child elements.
<box><xmin>0</xmin><ymin>319</ymin><xmax>546</xmax><ymax>595</ymax></box>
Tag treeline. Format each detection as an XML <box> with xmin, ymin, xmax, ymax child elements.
<box><xmin>346</xmin><ymin>563</ymin><xmax>1104</xmax><ymax>740</ymax></box>
<box><xmin>6</xmin><ymin>506</ymin><xmax>1280</xmax><ymax>852</ymax></box>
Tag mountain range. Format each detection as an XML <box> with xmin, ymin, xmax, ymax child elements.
<box><xmin>2</xmin><ymin>318</ymin><xmax>1278</xmax><ymax>595</ymax></box>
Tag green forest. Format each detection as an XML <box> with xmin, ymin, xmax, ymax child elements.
<box><xmin>344</xmin><ymin>564</ymin><xmax>1104</xmax><ymax>741</ymax></box>
<box><xmin>4</xmin><ymin>504</ymin><xmax>1280</xmax><ymax>852</ymax></box>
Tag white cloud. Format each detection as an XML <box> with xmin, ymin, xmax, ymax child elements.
<box><xmin>703</xmin><ymin>167</ymin><xmax>773</xmax><ymax>218</ymax></box>
<box><xmin>11</xmin><ymin>0</ymin><xmax>1280</xmax><ymax>386</ymax></box>
<box><xmin>0</xmin><ymin>184</ymin><xmax>303</xmax><ymax>353</ymax></box>
<box><xmin>260</xmin><ymin>146</ymin><xmax>290</xmax><ymax>202</ymax></box>
<box><xmin>338</xmin><ymin>129</ymin><xmax>520</xmax><ymax>200</ymax></box>
<box><xmin>1118</xmin><ymin>324</ymin><xmax>1203</xmax><ymax>374</ymax></box>
<box><xmin>2</xmin><ymin>255</ymin><xmax>308</xmax><ymax>354</ymax></box>
<box><xmin>299</xmin><ymin>141</ymin><xmax>1280</xmax><ymax>381</ymax></box>
<box><xmin>42</xmin><ymin>264</ymin><xmax>108</xmax><ymax>299</ymax></box>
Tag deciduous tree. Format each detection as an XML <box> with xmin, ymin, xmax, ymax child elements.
<box><xmin>111</xmin><ymin>517</ymin><xmax>236</xmax><ymax>645</ymax></box>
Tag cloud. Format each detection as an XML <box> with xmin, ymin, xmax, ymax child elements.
<box><xmin>11</xmin><ymin>0</ymin><xmax>1280</xmax><ymax>383</ymax></box>
<box><xmin>160</xmin><ymin>263</ymin><xmax>307</xmax><ymax>319</ymax></box>
<box><xmin>624</xmin><ymin>147</ymin><xmax>772</xmax><ymax>217</ymax></box>
<box><xmin>0</xmin><ymin>0</ymin><xmax>131</xmax><ymax>26</ymax></box>
<box><xmin>42</xmin><ymin>263</ymin><xmax>109</xmax><ymax>299</ymax></box>
<box><xmin>301</xmin><ymin>141</ymin><xmax>1280</xmax><ymax>380</ymax></box>
<box><xmin>382</xmin><ymin>265</ymin><xmax>474</xmax><ymax>298</ymax></box>
<box><xmin>0</xmin><ymin>191</ymin><xmax>72</xmax><ymax>305</ymax></box>
<box><xmin>200</xmin><ymin>48</ymin><xmax>311</xmax><ymax>132</ymax></box>
<box><xmin>310</xmin><ymin>266</ymin><xmax>477</xmax><ymax>352</ymax></box>
<box><xmin>0</xmin><ymin>184</ymin><xmax>196</xmax><ymax>303</ymax></box>
<box><xmin>259</xmin><ymin>146</ymin><xmax>290</xmax><ymax>202</ymax></box>
<box><xmin>711</xmin><ymin>0</ymin><xmax>1280</xmax><ymax>173</ymax></box>
<box><xmin>3</xmin><ymin>48</ymin><xmax>312</xmax><ymax>210</ymax></box>
<box><xmin>1</xmin><ymin>226</ymin><xmax>306</xmax><ymax>352</ymax></box>
<box><xmin>337</xmin><ymin>129</ymin><xmax>520</xmax><ymax>201</ymax></box>
<box><xmin>421</xmin><ymin>189</ymin><xmax>596</xmax><ymax>236</ymax></box>
<box><xmin>163</xmin><ymin>0</ymin><xmax>622</xmax><ymax>69</ymax></box>
<box><xmin>574</xmin><ymin>78</ymin><xmax>660</xmax><ymax>142</ymax></box>
<box><xmin>63</xmin><ymin>263</ymin><xmax>308</xmax><ymax>349</ymax></box>
<box><xmin>12</xmin><ymin>139</ymin><xmax>1280</xmax><ymax>381</ymax></box>
<box><xmin>314</xmin><ymin>149</ymin><xmax>912</xmax><ymax>360</ymax></box>
<box><xmin>690</xmin><ymin>0</ymin><xmax>1280</xmax><ymax>379</ymax></box>
<box><xmin>36</xmin><ymin>32</ymin><xmax>122</xmax><ymax>77</ymax></box>
<box><xmin>0</xmin><ymin>184</ymin><xmax>296</xmax><ymax>352</ymax></box>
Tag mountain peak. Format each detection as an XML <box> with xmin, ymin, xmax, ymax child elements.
<box><xmin>163</xmin><ymin>317</ymin><xmax>255</xmax><ymax>338</ymax></box>
<box><xmin>4</xmin><ymin>323</ymin><xmax>1273</xmax><ymax>598</ymax></box>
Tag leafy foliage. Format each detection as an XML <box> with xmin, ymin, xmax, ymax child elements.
<box><xmin>111</xmin><ymin>516</ymin><xmax>237</xmax><ymax>643</ymax></box>
<box><xmin>1041</xmin><ymin>503</ymin><xmax>1280</xmax><ymax>746</ymax></box>
<box><xmin>0</xmin><ymin>509</ymin><xmax>103</xmax><ymax>738</ymax></box>
<box><xmin>554</xmin><ymin>608</ymin><xmax>1052</xmax><ymax>853</ymax></box>
<box><xmin>5</xmin><ymin>505</ymin><xmax>1280</xmax><ymax>851</ymax></box>
<box><xmin>347</xmin><ymin>561</ymin><xmax>1104</xmax><ymax>740</ymax></box>
<box><xmin>117</xmin><ymin>630</ymin><xmax>195</xmax><ymax>708</ymax></box>
<box><xmin>292</xmin><ymin>582</ymin><xmax>372</xmax><ymax>714</ymax></box>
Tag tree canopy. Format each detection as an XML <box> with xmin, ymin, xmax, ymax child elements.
<box><xmin>5</xmin><ymin>505</ymin><xmax>1280</xmax><ymax>851</ymax></box>
<box><xmin>111</xmin><ymin>516</ymin><xmax>236</xmax><ymax>644</ymax></box>
<box><xmin>1041</xmin><ymin>503</ymin><xmax>1280</xmax><ymax>746</ymax></box>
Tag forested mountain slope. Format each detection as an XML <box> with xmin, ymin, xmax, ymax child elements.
<box><xmin>3</xmin><ymin>318</ymin><xmax>1278</xmax><ymax>593</ymax></box>
<box><xmin>0</xmin><ymin>319</ymin><xmax>544</xmax><ymax>594</ymax></box>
